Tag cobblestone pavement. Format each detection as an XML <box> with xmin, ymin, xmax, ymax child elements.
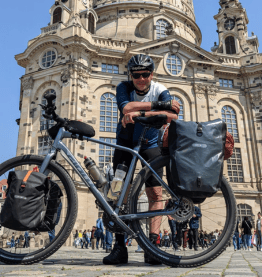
<box><xmin>0</xmin><ymin>246</ymin><xmax>262</xmax><ymax>277</ymax></box>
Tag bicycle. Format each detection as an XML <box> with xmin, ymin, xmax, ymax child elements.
<box><xmin>0</xmin><ymin>93</ymin><xmax>237</xmax><ymax>266</ymax></box>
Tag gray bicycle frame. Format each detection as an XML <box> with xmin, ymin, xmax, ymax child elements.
<box><xmin>39</xmin><ymin>127</ymin><xmax>179</xmax><ymax>237</ymax></box>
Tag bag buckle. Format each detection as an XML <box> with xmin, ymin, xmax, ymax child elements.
<box><xmin>197</xmin><ymin>177</ymin><xmax>202</xmax><ymax>188</ymax></box>
<box><xmin>196</xmin><ymin>122</ymin><xmax>203</xmax><ymax>137</ymax></box>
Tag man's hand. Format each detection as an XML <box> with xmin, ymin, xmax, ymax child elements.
<box><xmin>171</xmin><ymin>100</ymin><xmax>180</xmax><ymax>114</ymax></box>
<box><xmin>122</xmin><ymin>111</ymin><xmax>140</xmax><ymax>128</ymax></box>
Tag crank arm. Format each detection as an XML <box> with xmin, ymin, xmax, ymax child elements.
<box><xmin>119</xmin><ymin>207</ymin><xmax>179</xmax><ymax>221</ymax></box>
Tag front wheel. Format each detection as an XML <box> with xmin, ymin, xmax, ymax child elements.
<box><xmin>0</xmin><ymin>155</ymin><xmax>78</xmax><ymax>265</ymax></box>
<box><xmin>127</xmin><ymin>155</ymin><xmax>237</xmax><ymax>267</ymax></box>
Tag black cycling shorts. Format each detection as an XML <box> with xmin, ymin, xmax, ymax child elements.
<box><xmin>113</xmin><ymin>137</ymin><xmax>163</xmax><ymax>188</ymax></box>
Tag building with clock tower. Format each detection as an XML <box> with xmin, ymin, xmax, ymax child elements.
<box><xmin>12</xmin><ymin>0</ymin><xmax>262</xmax><ymax>245</ymax></box>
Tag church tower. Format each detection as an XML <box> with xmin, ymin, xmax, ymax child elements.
<box><xmin>212</xmin><ymin>0</ymin><xmax>259</xmax><ymax>56</ymax></box>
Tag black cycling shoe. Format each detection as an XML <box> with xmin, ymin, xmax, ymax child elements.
<box><xmin>144</xmin><ymin>234</ymin><xmax>162</xmax><ymax>265</ymax></box>
<box><xmin>144</xmin><ymin>252</ymin><xmax>162</xmax><ymax>265</ymax></box>
<box><xmin>103</xmin><ymin>244</ymin><xmax>128</xmax><ymax>265</ymax></box>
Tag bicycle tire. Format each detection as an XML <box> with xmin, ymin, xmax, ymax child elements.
<box><xmin>0</xmin><ymin>155</ymin><xmax>78</xmax><ymax>265</ymax></box>
<box><xmin>127</xmin><ymin>155</ymin><xmax>237</xmax><ymax>267</ymax></box>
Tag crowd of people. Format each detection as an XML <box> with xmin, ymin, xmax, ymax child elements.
<box><xmin>233</xmin><ymin>212</ymin><xmax>262</xmax><ymax>251</ymax></box>
<box><xmin>73</xmin><ymin>215</ymin><xmax>113</xmax><ymax>253</ymax></box>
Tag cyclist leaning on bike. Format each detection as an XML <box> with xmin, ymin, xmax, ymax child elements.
<box><xmin>103</xmin><ymin>54</ymin><xmax>180</xmax><ymax>265</ymax></box>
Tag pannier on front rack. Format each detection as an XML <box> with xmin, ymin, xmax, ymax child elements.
<box><xmin>1</xmin><ymin>170</ymin><xmax>50</xmax><ymax>231</ymax></box>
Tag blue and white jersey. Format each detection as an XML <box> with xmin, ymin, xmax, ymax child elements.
<box><xmin>116</xmin><ymin>81</ymin><xmax>172</xmax><ymax>149</ymax></box>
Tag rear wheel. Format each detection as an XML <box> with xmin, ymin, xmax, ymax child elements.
<box><xmin>127</xmin><ymin>155</ymin><xmax>237</xmax><ymax>267</ymax></box>
<box><xmin>0</xmin><ymin>155</ymin><xmax>78</xmax><ymax>265</ymax></box>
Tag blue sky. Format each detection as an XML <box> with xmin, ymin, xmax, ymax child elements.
<box><xmin>0</xmin><ymin>0</ymin><xmax>261</xmax><ymax>163</ymax></box>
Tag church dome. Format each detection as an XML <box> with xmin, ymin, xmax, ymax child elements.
<box><xmin>93</xmin><ymin>0</ymin><xmax>201</xmax><ymax>45</ymax></box>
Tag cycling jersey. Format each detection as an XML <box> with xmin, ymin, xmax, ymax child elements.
<box><xmin>116</xmin><ymin>81</ymin><xmax>172</xmax><ymax>149</ymax></box>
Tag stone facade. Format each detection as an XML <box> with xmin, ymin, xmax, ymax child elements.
<box><xmin>12</xmin><ymin>0</ymin><xmax>262</xmax><ymax>244</ymax></box>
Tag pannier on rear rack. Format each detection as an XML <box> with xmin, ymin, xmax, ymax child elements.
<box><xmin>168</xmin><ymin>119</ymin><xmax>227</xmax><ymax>202</ymax></box>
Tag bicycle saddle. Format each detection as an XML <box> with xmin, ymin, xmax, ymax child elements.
<box><xmin>48</xmin><ymin>120</ymin><xmax>95</xmax><ymax>139</ymax></box>
<box><xmin>134</xmin><ymin>114</ymin><xmax>167</xmax><ymax>129</ymax></box>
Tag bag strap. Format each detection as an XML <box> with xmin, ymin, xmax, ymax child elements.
<box><xmin>245</xmin><ymin>220</ymin><xmax>251</xmax><ymax>230</ymax></box>
<box><xmin>21</xmin><ymin>171</ymin><xmax>33</xmax><ymax>188</ymax></box>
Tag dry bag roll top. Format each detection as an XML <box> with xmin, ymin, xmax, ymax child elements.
<box><xmin>168</xmin><ymin>118</ymin><xmax>227</xmax><ymax>199</ymax></box>
<box><xmin>0</xmin><ymin>170</ymin><xmax>50</xmax><ymax>231</ymax></box>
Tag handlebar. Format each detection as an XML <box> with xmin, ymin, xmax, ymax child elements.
<box><xmin>41</xmin><ymin>94</ymin><xmax>168</xmax><ymax>130</ymax></box>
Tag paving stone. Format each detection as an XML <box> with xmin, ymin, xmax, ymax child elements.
<box><xmin>225</xmin><ymin>269</ymin><xmax>253</xmax><ymax>273</ymax></box>
<box><xmin>0</xmin><ymin>247</ymin><xmax>259</xmax><ymax>277</ymax></box>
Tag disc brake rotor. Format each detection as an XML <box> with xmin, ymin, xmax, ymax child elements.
<box><xmin>171</xmin><ymin>197</ymin><xmax>194</xmax><ymax>222</ymax></box>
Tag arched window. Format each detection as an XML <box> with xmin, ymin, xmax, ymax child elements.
<box><xmin>171</xmin><ymin>95</ymin><xmax>184</xmax><ymax>120</ymax></box>
<box><xmin>221</xmin><ymin>106</ymin><xmax>239</xmax><ymax>142</ymax></box>
<box><xmin>40</xmin><ymin>90</ymin><xmax>56</xmax><ymax>131</ymax></box>
<box><xmin>156</xmin><ymin>19</ymin><xmax>169</xmax><ymax>39</ymax></box>
<box><xmin>88</xmin><ymin>13</ymin><xmax>95</xmax><ymax>34</ymax></box>
<box><xmin>237</xmin><ymin>204</ymin><xmax>254</xmax><ymax>226</ymax></box>
<box><xmin>166</xmin><ymin>54</ymin><xmax>183</xmax><ymax>76</ymax></box>
<box><xmin>53</xmin><ymin>7</ymin><xmax>62</xmax><ymax>24</ymax></box>
<box><xmin>227</xmin><ymin>148</ymin><xmax>244</xmax><ymax>183</ymax></box>
<box><xmin>100</xmin><ymin>93</ymin><xmax>118</xmax><ymax>132</ymax></box>
<box><xmin>99</xmin><ymin>137</ymin><xmax>116</xmax><ymax>169</ymax></box>
<box><xmin>225</xmin><ymin>36</ymin><xmax>236</xmax><ymax>54</ymax></box>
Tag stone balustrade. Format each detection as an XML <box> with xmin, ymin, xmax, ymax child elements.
<box><xmin>93</xmin><ymin>37</ymin><xmax>129</xmax><ymax>49</ymax></box>
<box><xmin>41</xmin><ymin>23</ymin><xmax>60</xmax><ymax>34</ymax></box>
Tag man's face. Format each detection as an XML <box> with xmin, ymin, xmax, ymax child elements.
<box><xmin>130</xmin><ymin>70</ymin><xmax>153</xmax><ymax>92</ymax></box>
<box><xmin>258</xmin><ymin>213</ymin><xmax>261</xmax><ymax>219</ymax></box>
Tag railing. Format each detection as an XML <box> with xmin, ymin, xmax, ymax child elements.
<box><xmin>93</xmin><ymin>37</ymin><xmax>130</xmax><ymax>49</ymax></box>
<box><xmin>41</xmin><ymin>23</ymin><xmax>60</xmax><ymax>34</ymax></box>
<box><xmin>217</xmin><ymin>55</ymin><xmax>241</xmax><ymax>66</ymax></box>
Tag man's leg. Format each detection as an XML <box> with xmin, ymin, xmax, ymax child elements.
<box><xmin>188</xmin><ymin>229</ymin><xmax>193</xmax><ymax>249</ymax></box>
<box><xmin>193</xmin><ymin>229</ymin><xmax>199</xmax><ymax>250</ymax></box>
<box><xmin>183</xmin><ymin>230</ymin><xmax>188</xmax><ymax>249</ymax></box>
<box><xmin>105</xmin><ymin>230</ymin><xmax>113</xmax><ymax>252</ymax></box>
<box><xmin>168</xmin><ymin>220</ymin><xmax>178</xmax><ymax>250</ymax></box>
<box><xmin>233</xmin><ymin>233</ymin><xmax>237</xmax><ymax>250</ymax></box>
<box><xmin>91</xmin><ymin>239</ymin><xmax>95</xmax><ymax>250</ymax></box>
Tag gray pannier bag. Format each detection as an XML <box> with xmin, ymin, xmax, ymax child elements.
<box><xmin>0</xmin><ymin>170</ymin><xmax>50</xmax><ymax>231</ymax></box>
<box><xmin>168</xmin><ymin>118</ymin><xmax>227</xmax><ymax>201</ymax></box>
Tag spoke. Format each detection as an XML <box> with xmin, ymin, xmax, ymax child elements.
<box><xmin>203</xmin><ymin>214</ymin><xmax>225</xmax><ymax>228</ymax></box>
<box><xmin>201</xmin><ymin>206</ymin><xmax>226</xmax><ymax>210</ymax></box>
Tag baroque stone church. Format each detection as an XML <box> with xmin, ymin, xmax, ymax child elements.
<box><xmin>14</xmin><ymin>0</ymin><xmax>262</xmax><ymax>241</ymax></box>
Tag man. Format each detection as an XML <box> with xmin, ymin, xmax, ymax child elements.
<box><xmin>96</xmin><ymin>215</ymin><xmax>104</xmax><ymax>250</ymax></box>
<box><xmin>176</xmin><ymin>220</ymin><xmax>189</xmax><ymax>250</ymax></box>
<box><xmin>103</xmin><ymin>54</ymin><xmax>179</xmax><ymax>265</ymax></box>
<box><xmin>233</xmin><ymin>219</ymin><xmax>240</xmax><ymax>251</ymax></box>
<box><xmin>241</xmin><ymin>216</ymin><xmax>252</xmax><ymax>251</ymax></box>
<box><xmin>188</xmin><ymin>206</ymin><xmax>202</xmax><ymax>251</ymax></box>
<box><xmin>256</xmin><ymin>212</ymin><xmax>262</xmax><ymax>251</ymax></box>
<box><xmin>91</xmin><ymin>226</ymin><xmax>96</xmax><ymax>250</ymax></box>
<box><xmin>23</xmin><ymin>231</ymin><xmax>30</xmax><ymax>248</ymax></box>
<box><xmin>78</xmin><ymin>230</ymin><xmax>83</xmax><ymax>249</ymax></box>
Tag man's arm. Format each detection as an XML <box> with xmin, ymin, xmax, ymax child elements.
<box><xmin>123</xmin><ymin>100</ymin><xmax>180</xmax><ymax>115</ymax></box>
<box><xmin>122</xmin><ymin>110</ymin><xmax>178</xmax><ymax>128</ymax></box>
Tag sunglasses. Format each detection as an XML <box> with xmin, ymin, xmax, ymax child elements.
<box><xmin>131</xmin><ymin>72</ymin><xmax>151</xmax><ymax>79</ymax></box>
